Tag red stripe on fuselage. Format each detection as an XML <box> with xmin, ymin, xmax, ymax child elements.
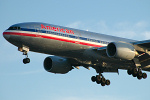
<box><xmin>3</xmin><ymin>32</ymin><xmax>103</xmax><ymax>47</ymax></box>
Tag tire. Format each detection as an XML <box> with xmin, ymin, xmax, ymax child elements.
<box><xmin>137</xmin><ymin>76</ymin><xmax>142</xmax><ymax>80</ymax></box>
<box><xmin>96</xmin><ymin>75</ymin><xmax>101</xmax><ymax>82</ymax></box>
<box><xmin>132</xmin><ymin>68</ymin><xmax>137</xmax><ymax>75</ymax></box>
<box><xmin>23</xmin><ymin>58</ymin><xmax>30</xmax><ymax>64</ymax></box>
<box><xmin>23</xmin><ymin>58</ymin><xmax>27</xmax><ymax>64</ymax></box>
<box><xmin>142</xmin><ymin>73</ymin><xmax>147</xmax><ymax>79</ymax></box>
<box><xmin>91</xmin><ymin>76</ymin><xmax>96</xmax><ymax>82</ymax></box>
<box><xmin>101</xmin><ymin>77</ymin><xmax>106</xmax><ymax>84</ymax></box>
<box><xmin>132</xmin><ymin>73</ymin><xmax>137</xmax><ymax>77</ymax></box>
<box><xmin>101</xmin><ymin>83</ymin><xmax>105</xmax><ymax>86</ymax></box>
<box><xmin>96</xmin><ymin>80</ymin><xmax>101</xmax><ymax>84</ymax></box>
<box><xmin>127</xmin><ymin>68</ymin><xmax>132</xmax><ymax>75</ymax></box>
<box><xmin>137</xmin><ymin>71</ymin><xmax>142</xmax><ymax>77</ymax></box>
<box><xmin>105</xmin><ymin>80</ymin><xmax>110</xmax><ymax>85</ymax></box>
<box><xmin>132</xmin><ymin>68</ymin><xmax>137</xmax><ymax>77</ymax></box>
<box><xmin>26</xmin><ymin>58</ymin><xmax>30</xmax><ymax>63</ymax></box>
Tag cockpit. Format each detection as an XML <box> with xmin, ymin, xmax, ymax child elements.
<box><xmin>8</xmin><ymin>26</ymin><xmax>21</xmax><ymax>30</ymax></box>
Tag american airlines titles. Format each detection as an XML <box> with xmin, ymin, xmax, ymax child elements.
<box><xmin>41</xmin><ymin>24</ymin><xmax>74</xmax><ymax>34</ymax></box>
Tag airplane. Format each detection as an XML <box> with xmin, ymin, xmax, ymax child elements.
<box><xmin>3</xmin><ymin>22</ymin><xmax>150</xmax><ymax>86</ymax></box>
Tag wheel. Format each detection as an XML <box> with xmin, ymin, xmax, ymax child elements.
<box><xmin>91</xmin><ymin>76</ymin><xmax>96</xmax><ymax>82</ymax></box>
<box><xmin>132</xmin><ymin>68</ymin><xmax>137</xmax><ymax>77</ymax></box>
<box><xmin>137</xmin><ymin>76</ymin><xmax>142</xmax><ymax>80</ymax></box>
<box><xmin>96</xmin><ymin>75</ymin><xmax>101</xmax><ymax>82</ymax></box>
<box><xmin>132</xmin><ymin>68</ymin><xmax>137</xmax><ymax>75</ymax></box>
<box><xmin>26</xmin><ymin>58</ymin><xmax>30</xmax><ymax>63</ymax></box>
<box><xmin>101</xmin><ymin>83</ymin><xmax>105</xmax><ymax>86</ymax></box>
<box><xmin>23</xmin><ymin>58</ymin><xmax>27</xmax><ymax>64</ymax></box>
<box><xmin>96</xmin><ymin>80</ymin><xmax>101</xmax><ymax>84</ymax></box>
<box><xmin>101</xmin><ymin>77</ymin><xmax>106</xmax><ymax>84</ymax></box>
<box><xmin>96</xmin><ymin>75</ymin><xmax>101</xmax><ymax>84</ymax></box>
<box><xmin>127</xmin><ymin>68</ymin><xmax>132</xmax><ymax>75</ymax></box>
<box><xmin>23</xmin><ymin>58</ymin><xmax>30</xmax><ymax>64</ymax></box>
<box><xmin>142</xmin><ymin>73</ymin><xmax>147</xmax><ymax>79</ymax></box>
<box><xmin>132</xmin><ymin>73</ymin><xmax>137</xmax><ymax>77</ymax></box>
<box><xmin>137</xmin><ymin>71</ymin><xmax>143</xmax><ymax>77</ymax></box>
<box><xmin>105</xmin><ymin>80</ymin><xmax>110</xmax><ymax>85</ymax></box>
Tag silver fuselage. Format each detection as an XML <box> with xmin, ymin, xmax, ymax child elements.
<box><xmin>3</xmin><ymin>22</ymin><xmax>136</xmax><ymax>70</ymax></box>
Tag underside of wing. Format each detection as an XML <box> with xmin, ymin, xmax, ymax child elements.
<box><xmin>131</xmin><ymin>40</ymin><xmax>150</xmax><ymax>71</ymax></box>
<box><xmin>138</xmin><ymin>53</ymin><xmax>150</xmax><ymax>71</ymax></box>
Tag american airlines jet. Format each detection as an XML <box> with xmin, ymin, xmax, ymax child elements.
<box><xmin>3</xmin><ymin>22</ymin><xmax>150</xmax><ymax>86</ymax></box>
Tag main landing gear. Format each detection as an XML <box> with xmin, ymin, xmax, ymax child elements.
<box><xmin>91</xmin><ymin>66</ymin><xmax>110</xmax><ymax>86</ymax></box>
<box><xmin>18</xmin><ymin>46</ymin><xmax>30</xmax><ymax>64</ymax></box>
<box><xmin>91</xmin><ymin>74</ymin><xmax>110</xmax><ymax>86</ymax></box>
<box><xmin>127</xmin><ymin>58</ymin><xmax>147</xmax><ymax>80</ymax></box>
<box><xmin>127</xmin><ymin>68</ymin><xmax>147</xmax><ymax>80</ymax></box>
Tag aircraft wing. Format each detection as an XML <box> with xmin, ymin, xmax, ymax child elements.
<box><xmin>132</xmin><ymin>40</ymin><xmax>150</xmax><ymax>49</ymax></box>
<box><xmin>92</xmin><ymin>40</ymin><xmax>150</xmax><ymax>71</ymax></box>
<box><xmin>131</xmin><ymin>40</ymin><xmax>150</xmax><ymax>71</ymax></box>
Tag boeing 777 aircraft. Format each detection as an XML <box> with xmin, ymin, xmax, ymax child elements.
<box><xmin>3</xmin><ymin>22</ymin><xmax>150</xmax><ymax>86</ymax></box>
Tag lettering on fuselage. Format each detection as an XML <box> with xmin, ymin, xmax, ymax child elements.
<box><xmin>41</xmin><ymin>24</ymin><xmax>74</xmax><ymax>34</ymax></box>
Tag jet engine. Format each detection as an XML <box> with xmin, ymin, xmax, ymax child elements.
<box><xmin>106</xmin><ymin>42</ymin><xmax>136</xmax><ymax>60</ymax></box>
<box><xmin>43</xmin><ymin>56</ymin><xmax>73</xmax><ymax>74</ymax></box>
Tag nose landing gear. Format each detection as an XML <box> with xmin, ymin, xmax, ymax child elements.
<box><xmin>23</xmin><ymin>55</ymin><xmax>30</xmax><ymax>64</ymax></box>
<box><xmin>18</xmin><ymin>46</ymin><xmax>30</xmax><ymax>64</ymax></box>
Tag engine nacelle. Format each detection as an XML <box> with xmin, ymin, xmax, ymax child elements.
<box><xmin>43</xmin><ymin>56</ymin><xmax>73</xmax><ymax>74</ymax></box>
<box><xmin>106</xmin><ymin>42</ymin><xmax>136</xmax><ymax>60</ymax></box>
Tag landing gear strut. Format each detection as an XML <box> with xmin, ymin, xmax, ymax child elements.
<box><xmin>18</xmin><ymin>46</ymin><xmax>30</xmax><ymax>64</ymax></box>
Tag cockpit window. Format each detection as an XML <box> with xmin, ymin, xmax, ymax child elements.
<box><xmin>8</xmin><ymin>26</ymin><xmax>21</xmax><ymax>30</ymax></box>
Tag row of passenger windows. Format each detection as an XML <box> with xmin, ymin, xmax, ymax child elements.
<box><xmin>47</xmin><ymin>31</ymin><xmax>108</xmax><ymax>44</ymax></box>
<box><xmin>7</xmin><ymin>27</ymin><xmax>108</xmax><ymax>44</ymax></box>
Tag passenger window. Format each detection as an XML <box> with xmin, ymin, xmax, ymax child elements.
<box><xmin>36</xmin><ymin>28</ymin><xmax>41</xmax><ymax>33</ymax></box>
<box><xmin>76</xmin><ymin>36</ymin><xmax>79</xmax><ymax>39</ymax></box>
<box><xmin>65</xmin><ymin>34</ymin><xmax>68</xmax><ymax>37</ymax></box>
<box><xmin>18</xmin><ymin>27</ymin><xmax>21</xmax><ymax>30</ymax></box>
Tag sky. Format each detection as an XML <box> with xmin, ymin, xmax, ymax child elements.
<box><xmin>0</xmin><ymin>0</ymin><xmax>150</xmax><ymax>100</ymax></box>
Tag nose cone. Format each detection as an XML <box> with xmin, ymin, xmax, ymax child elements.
<box><xmin>3</xmin><ymin>32</ymin><xmax>10</xmax><ymax>40</ymax></box>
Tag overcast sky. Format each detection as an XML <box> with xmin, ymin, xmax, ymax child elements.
<box><xmin>1</xmin><ymin>0</ymin><xmax>150</xmax><ymax>100</ymax></box>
